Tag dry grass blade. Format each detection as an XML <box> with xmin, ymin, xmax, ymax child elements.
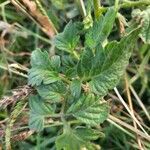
<box><xmin>11</xmin><ymin>130</ymin><xmax>34</xmax><ymax>141</ymax></box>
<box><xmin>114</xmin><ymin>87</ymin><xmax>148</xmax><ymax>136</ymax></box>
<box><xmin>0</xmin><ymin>85</ymin><xmax>32</xmax><ymax>109</ymax></box>
<box><xmin>108</xmin><ymin>115</ymin><xmax>150</xmax><ymax>142</ymax></box>
<box><xmin>130</xmin><ymin>85</ymin><xmax>150</xmax><ymax>121</ymax></box>
<box><xmin>125</xmin><ymin>74</ymin><xmax>144</xmax><ymax>150</ymax></box>
<box><xmin>11</xmin><ymin>0</ymin><xmax>57</xmax><ymax>38</ymax></box>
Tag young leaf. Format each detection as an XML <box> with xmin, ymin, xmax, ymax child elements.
<box><xmin>67</xmin><ymin>94</ymin><xmax>109</xmax><ymax>125</ymax></box>
<box><xmin>37</xmin><ymin>81</ymin><xmax>66</xmax><ymax>102</ymax></box>
<box><xmin>54</xmin><ymin>21</ymin><xmax>80</xmax><ymax>53</ymax></box>
<box><xmin>85</xmin><ymin>8</ymin><xmax>117</xmax><ymax>48</ymax></box>
<box><xmin>28</xmin><ymin>49</ymin><xmax>60</xmax><ymax>86</ymax></box>
<box><xmin>29</xmin><ymin>95</ymin><xmax>54</xmax><ymax>131</ymax></box>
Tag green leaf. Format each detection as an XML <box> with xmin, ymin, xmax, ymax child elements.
<box><xmin>75</xmin><ymin>126</ymin><xmax>105</xmax><ymax>141</ymax></box>
<box><xmin>28</xmin><ymin>49</ymin><xmax>60</xmax><ymax>86</ymax></box>
<box><xmin>28</xmin><ymin>69</ymin><xmax>60</xmax><ymax>86</ymax></box>
<box><xmin>37</xmin><ymin>81</ymin><xmax>66</xmax><ymax>102</ymax></box>
<box><xmin>70</xmin><ymin>80</ymin><xmax>81</xmax><ymax>99</ymax></box>
<box><xmin>30</xmin><ymin>49</ymin><xmax>52</xmax><ymax>69</ymax></box>
<box><xmin>54</xmin><ymin>21</ymin><xmax>80</xmax><ymax>53</ymax></box>
<box><xmin>140</xmin><ymin>7</ymin><xmax>150</xmax><ymax>44</ymax></box>
<box><xmin>77</xmin><ymin>47</ymin><xmax>94</xmax><ymax>79</ymax></box>
<box><xmin>77</xmin><ymin>44</ymin><xmax>105</xmax><ymax>79</ymax></box>
<box><xmin>29</xmin><ymin>95</ymin><xmax>54</xmax><ymax>131</ymax></box>
<box><xmin>67</xmin><ymin>94</ymin><xmax>109</xmax><ymax>125</ymax></box>
<box><xmin>89</xmin><ymin>27</ymin><xmax>141</xmax><ymax>96</ymax></box>
<box><xmin>78</xmin><ymin>27</ymin><xmax>141</xmax><ymax>96</ymax></box>
<box><xmin>132</xmin><ymin>7</ymin><xmax>150</xmax><ymax>44</ymax></box>
<box><xmin>85</xmin><ymin>8</ymin><xmax>116</xmax><ymax>48</ymax></box>
<box><xmin>51</xmin><ymin>55</ymin><xmax>61</xmax><ymax>71</ymax></box>
<box><xmin>61</xmin><ymin>55</ymin><xmax>77</xmax><ymax>78</ymax></box>
<box><xmin>56</xmin><ymin>125</ymin><xmax>101</xmax><ymax>150</ymax></box>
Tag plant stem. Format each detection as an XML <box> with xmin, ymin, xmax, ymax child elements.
<box><xmin>115</xmin><ymin>0</ymin><xmax>119</xmax><ymax>10</ymax></box>
<box><xmin>75</xmin><ymin>0</ymin><xmax>87</xmax><ymax>18</ymax></box>
<box><xmin>93</xmin><ymin>0</ymin><xmax>101</xmax><ymax>19</ymax></box>
<box><xmin>96</xmin><ymin>0</ymin><xmax>150</xmax><ymax>13</ymax></box>
<box><xmin>120</xmin><ymin>0</ymin><xmax>150</xmax><ymax>9</ymax></box>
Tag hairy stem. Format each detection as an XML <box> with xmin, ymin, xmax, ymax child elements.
<box><xmin>93</xmin><ymin>0</ymin><xmax>101</xmax><ymax>19</ymax></box>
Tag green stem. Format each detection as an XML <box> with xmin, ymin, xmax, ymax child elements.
<box><xmin>120</xmin><ymin>0</ymin><xmax>150</xmax><ymax>9</ymax></box>
<box><xmin>93</xmin><ymin>0</ymin><xmax>101</xmax><ymax>19</ymax></box>
<box><xmin>95</xmin><ymin>0</ymin><xmax>150</xmax><ymax>13</ymax></box>
<box><xmin>73</xmin><ymin>51</ymin><xmax>80</xmax><ymax>60</ymax></box>
<box><xmin>115</xmin><ymin>0</ymin><xmax>119</xmax><ymax>10</ymax></box>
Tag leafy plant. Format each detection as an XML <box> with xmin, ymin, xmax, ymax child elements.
<box><xmin>27</xmin><ymin>6</ymin><xmax>141</xmax><ymax>149</ymax></box>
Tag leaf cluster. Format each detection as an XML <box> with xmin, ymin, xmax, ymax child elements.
<box><xmin>28</xmin><ymin>7</ymin><xmax>141</xmax><ymax>150</ymax></box>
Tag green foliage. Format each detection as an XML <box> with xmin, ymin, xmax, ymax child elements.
<box><xmin>85</xmin><ymin>8</ymin><xmax>117</xmax><ymax>48</ymax></box>
<box><xmin>28</xmin><ymin>49</ymin><xmax>60</xmax><ymax>86</ymax></box>
<box><xmin>20</xmin><ymin>4</ymin><xmax>142</xmax><ymax>150</ymax></box>
<box><xmin>1</xmin><ymin>0</ymin><xmax>149</xmax><ymax>149</ymax></box>
<box><xmin>132</xmin><ymin>7</ymin><xmax>150</xmax><ymax>44</ymax></box>
<box><xmin>54</xmin><ymin>21</ymin><xmax>80</xmax><ymax>53</ymax></box>
<box><xmin>37</xmin><ymin>81</ymin><xmax>66</xmax><ymax>102</ymax></box>
<box><xmin>67</xmin><ymin>94</ymin><xmax>109</xmax><ymax>125</ymax></box>
<box><xmin>56</xmin><ymin>125</ymin><xmax>102</xmax><ymax>150</ymax></box>
<box><xmin>70</xmin><ymin>79</ymin><xmax>81</xmax><ymax>99</ymax></box>
<box><xmin>29</xmin><ymin>95</ymin><xmax>54</xmax><ymax>131</ymax></box>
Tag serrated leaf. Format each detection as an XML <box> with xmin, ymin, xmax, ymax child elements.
<box><xmin>54</xmin><ymin>21</ymin><xmax>80</xmax><ymax>53</ymax></box>
<box><xmin>75</xmin><ymin>127</ymin><xmax>105</xmax><ymax>141</ymax></box>
<box><xmin>77</xmin><ymin>44</ymin><xmax>105</xmax><ymax>79</ymax></box>
<box><xmin>78</xmin><ymin>27</ymin><xmax>141</xmax><ymax>96</ymax></box>
<box><xmin>28</xmin><ymin>49</ymin><xmax>60</xmax><ymax>86</ymax></box>
<box><xmin>61</xmin><ymin>55</ymin><xmax>77</xmax><ymax>78</ymax></box>
<box><xmin>51</xmin><ymin>55</ymin><xmax>61</xmax><ymax>71</ymax></box>
<box><xmin>56</xmin><ymin>125</ymin><xmax>101</xmax><ymax>150</ymax></box>
<box><xmin>67</xmin><ymin>94</ymin><xmax>109</xmax><ymax>125</ymax></box>
<box><xmin>30</xmin><ymin>49</ymin><xmax>52</xmax><ymax>69</ymax></box>
<box><xmin>89</xmin><ymin>27</ymin><xmax>141</xmax><ymax>96</ymax></box>
<box><xmin>37</xmin><ymin>81</ymin><xmax>66</xmax><ymax>102</ymax></box>
<box><xmin>29</xmin><ymin>95</ymin><xmax>54</xmax><ymax>131</ymax></box>
<box><xmin>70</xmin><ymin>80</ymin><xmax>81</xmax><ymax>99</ymax></box>
<box><xmin>28</xmin><ymin>68</ymin><xmax>60</xmax><ymax>86</ymax></box>
<box><xmin>85</xmin><ymin>8</ymin><xmax>116</xmax><ymax>48</ymax></box>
